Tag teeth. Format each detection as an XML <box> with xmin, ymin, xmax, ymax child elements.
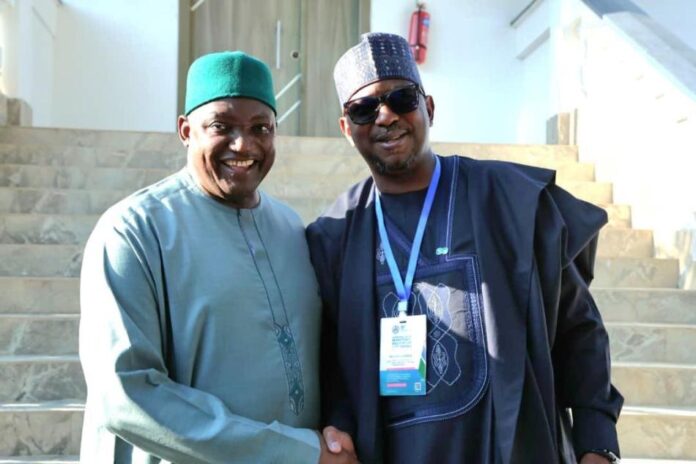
<box><xmin>225</xmin><ymin>159</ymin><xmax>254</xmax><ymax>167</ymax></box>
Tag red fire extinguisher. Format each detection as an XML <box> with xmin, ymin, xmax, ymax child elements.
<box><xmin>409</xmin><ymin>2</ymin><xmax>430</xmax><ymax>65</ymax></box>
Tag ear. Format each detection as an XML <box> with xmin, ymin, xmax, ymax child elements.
<box><xmin>177</xmin><ymin>115</ymin><xmax>191</xmax><ymax>147</ymax></box>
<box><xmin>425</xmin><ymin>95</ymin><xmax>435</xmax><ymax>127</ymax></box>
<box><xmin>338</xmin><ymin>116</ymin><xmax>356</xmax><ymax>147</ymax></box>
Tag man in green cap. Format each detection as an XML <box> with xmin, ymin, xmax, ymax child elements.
<box><xmin>79</xmin><ymin>51</ymin><xmax>357</xmax><ymax>463</ymax></box>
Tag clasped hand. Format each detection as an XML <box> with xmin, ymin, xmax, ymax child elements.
<box><xmin>318</xmin><ymin>426</ymin><xmax>359</xmax><ymax>463</ymax></box>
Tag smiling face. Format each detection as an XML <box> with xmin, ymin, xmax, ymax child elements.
<box><xmin>178</xmin><ymin>98</ymin><xmax>276</xmax><ymax>209</ymax></box>
<box><xmin>339</xmin><ymin>78</ymin><xmax>435</xmax><ymax>192</ymax></box>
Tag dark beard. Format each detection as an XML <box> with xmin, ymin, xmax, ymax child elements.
<box><xmin>366</xmin><ymin>151</ymin><xmax>418</xmax><ymax>176</ymax></box>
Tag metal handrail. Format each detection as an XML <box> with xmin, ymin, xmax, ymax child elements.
<box><xmin>277</xmin><ymin>100</ymin><xmax>301</xmax><ymax>125</ymax></box>
<box><xmin>510</xmin><ymin>0</ymin><xmax>544</xmax><ymax>27</ymax></box>
<box><xmin>275</xmin><ymin>73</ymin><xmax>302</xmax><ymax>100</ymax></box>
<box><xmin>190</xmin><ymin>0</ymin><xmax>207</xmax><ymax>12</ymax></box>
<box><xmin>275</xmin><ymin>73</ymin><xmax>303</xmax><ymax>125</ymax></box>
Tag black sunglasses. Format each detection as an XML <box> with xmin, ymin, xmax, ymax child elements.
<box><xmin>343</xmin><ymin>84</ymin><xmax>424</xmax><ymax>125</ymax></box>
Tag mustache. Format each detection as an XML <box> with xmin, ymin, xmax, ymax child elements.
<box><xmin>373</xmin><ymin>126</ymin><xmax>408</xmax><ymax>142</ymax></box>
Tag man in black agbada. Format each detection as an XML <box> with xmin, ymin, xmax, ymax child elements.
<box><xmin>307</xmin><ymin>32</ymin><xmax>623</xmax><ymax>464</ymax></box>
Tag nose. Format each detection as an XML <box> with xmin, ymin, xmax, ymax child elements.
<box><xmin>228</xmin><ymin>129</ymin><xmax>249</xmax><ymax>152</ymax></box>
<box><xmin>373</xmin><ymin>102</ymin><xmax>399</xmax><ymax>127</ymax></box>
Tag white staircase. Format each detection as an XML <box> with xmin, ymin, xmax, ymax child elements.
<box><xmin>0</xmin><ymin>126</ymin><xmax>693</xmax><ymax>462</ymax></box>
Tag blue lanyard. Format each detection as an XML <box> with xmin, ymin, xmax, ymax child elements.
<box><xmin>374</xmin><ymin>156</ymin><xmax>441</xmax><ymax>317</ymax></box>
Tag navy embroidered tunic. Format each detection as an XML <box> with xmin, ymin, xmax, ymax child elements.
<box><xmin>307</xmin><ymin>155</ymin><xmax>623</xmax><ymax>463</ymax></box>
<box><xmin>376</xmin><ymin>161</ymin><xmax>495</xmax><ymax>462</ymax></box>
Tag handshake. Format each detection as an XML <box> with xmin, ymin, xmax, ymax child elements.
<box><xmin>319</xmin><ymin>426</ymin><xmax>360</xmax><ymax>464</ymax></box>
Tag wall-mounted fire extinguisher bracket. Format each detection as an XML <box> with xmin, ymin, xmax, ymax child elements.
<box><xmin>409</xmin><ymin>2</ymin><xmax>430</xmax><ymax>65</ymax></box>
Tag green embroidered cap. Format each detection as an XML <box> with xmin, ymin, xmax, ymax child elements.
<box><xmin>184</xmin><ymin>51</ymin><xmax>276</xmax><ymax>115</ymax></box>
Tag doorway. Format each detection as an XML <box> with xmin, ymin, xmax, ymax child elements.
<box><xmin>180</xmin><ymin>0</ymin><xmax>370</xmax><ymax>137</ymax></box>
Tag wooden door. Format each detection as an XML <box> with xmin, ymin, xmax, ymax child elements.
<box><xmin>300</xmin><ymin>0</ymin><xmax>370</xmax><ymax>137</ymax></box>
<box><xmin>183</xmin><ymin>0</ymin><xmax>369</xmax><ymax>136</ymax></box>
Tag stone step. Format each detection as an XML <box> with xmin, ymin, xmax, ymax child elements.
<box><xmin>0</xmin><ymin>164</ymin><xmax>171</xmax><ymax>190</ymax></box>
<box><xmin>559</xmin><ymin>180</ymin><xmax>612</xmax><ymax>204</ymax></box>
<box><xmin>602</xmin><ymin>203</ymin><xmax>632</xmax><ymax>228</ymax></box>
<box><xmin>0</xmin><ymin>148</ymin><xmax>591</xmax><ymax>188</ymax></box>
<box><xmin>593</xmin><ymin>257</ymin><xmax>680</xmax><ymax>288</ymax></box>
<box><xmin>0</xmin><ymin>187</ymin><xmax>127</xmax><ymax>215</ymax></box>
<box><xmin>0</xmin><ymin>126</ymin><xmax>578</xmax><ymax>159</ymax></box>
<box><xmin>0</xmin><ymin>184</ymin><xmax>618</xmax><ymax>219</ymax></box>
<box><xmin>0</xmin><ymin>457</ymin><xmax>79</xmax><ymax>464</ymax></box>
<box><xmin>0</xmin><ymin>127</ymin><xmax>181</xmax><ymax>151</ymax></box>
<box><xmin>613</xmin><ymin>362</ymin><xmax>696</xmax><ymax>408</ymax></box>
<box><xmin>0</xmin><ymin>168</ymin><xmax>612</xmax><ymax>202</ymax></box>
<box><xmin>597</xmin><ymin>228</ymin><xmax>653</xmax><ymax>258</ymax></box>
<box><xmin>433</xmin><ymin>142</ymin><xmax>578</xmax><ymax>163</ymax></box>
<box><xmin>0</xmin><ymin>401</ymin><xmax>82</xmax><ymax>456</ymax></box>
<box><xmin>0</xmin><ymin>215</ymin><xmax>96</xmax><ymax>245</ymax></box>
<box><xmin>0</xmin><ymin>214</ymin><xmax>645</xmax><ymax>255</ymax></box>
<box><xmin>3</xmin><ymin>244</ymin><xmax>672</xmax><ymax>282</ymax></box>
<box><xmin>0</xmin><ymin>245</ymin><xmax>82</xmax><ymax>278</ymax></box>
<box><xmin>594</xmin><ymin>288</ymin><xmax>696</xmax><ymax>324</ymax></box>
<box><xmin>0</xmin><ymin>143</ymin><xmax>185</xmax><ymax>170</ymax></box>
<box><xmin>0</xmin><ymin>158</ymin><xmax>594</xmax><ymax>191</ymax></box>
<box><xmin>0</xmin><ymin>278</ymin><xmax>79</xmax><ymax>314</ymax></box>
<box><xmin>623</xmin><ymin>460</ymin><xmax>696</xmax><ymax>464</ymax></box>
<box><xmin>619</xmin><ymin>406</ymin><xmax>696</xmax><ymax>460</ymax></box>
<box><xmin>607</xmin><ymin>323</ymin><xmax>696</xmax><ymax>364</ymax></box>
<box><xmin>0</xmin><ymin>355</ymin><xmax>84</xmax><ymax>403</ymax></box>
<box><xmin>0</xmin><ymin>315</ymin><xmax>78</xmax><ymax>356</ymax></box>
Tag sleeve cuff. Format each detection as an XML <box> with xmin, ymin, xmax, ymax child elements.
<box><xmin>572</xmin><ymin>408</ymin><xmax>621</xmax><ymax>458</ymax></box>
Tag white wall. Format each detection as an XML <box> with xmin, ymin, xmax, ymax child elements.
<box><xmin>29</xmin><ymin>0</ymin><xmax>58</xmax><ymax>126</ymax></box>
<box><xmin>52</xmin><ymin>0</ymin><xmax>179</xmax><ymax>132</ymax></box>
<box><xmin>0</xmin><ymin>1</ymin><xmax>19</xmax><ymax>96</ymax></box>
<box><xmin>632</xmin><ymin>0</ymin><xmax>696</xmax><ymax>52</ymax></box>
<box><xmin>371</xmin><ymin>0</ymin><xmax>528</xmax><ymax>143</ymax></box>
<box><xmin>0</xmin><ymin>0</ymin><xmax>58</xmax><ymax>126</ymax></box>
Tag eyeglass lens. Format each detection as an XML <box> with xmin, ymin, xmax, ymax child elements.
<box><xmin>346</xmin><ymin>85</ymin><xmax>421</xmax><ymax>124</ymax></box>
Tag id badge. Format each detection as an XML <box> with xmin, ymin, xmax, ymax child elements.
<box><xmin>379</xmin><ymin>314</ymin><xmax>427</xmax><ymax>396</ymax></box>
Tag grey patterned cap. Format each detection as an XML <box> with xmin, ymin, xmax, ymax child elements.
<box><xmin>334</xmin><ymin>32</ymin><xmax>423</xmax><ymax>106</ymax></box>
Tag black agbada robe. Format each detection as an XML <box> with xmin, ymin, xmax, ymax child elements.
<box><xmin>306</xmin><ymin>155</ymin><xmax>623</xmax><ymax>463</ymax></box>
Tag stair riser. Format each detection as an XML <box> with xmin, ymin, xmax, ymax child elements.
<box><xmin>0</xmin><ymin>246</ymin><xmax>83</xmax><ymax>278</ymax></box>
<box><xmin>613</xmin><ymin>365</ymin><xmax>696</xmax><ymax>407</ymax></box>
<box><xmin>597</xmin><ymin>229</ymin><xmax>653</xmax><ymax>258</ymax></box>
<box><xmin>560</xmin><ymin>181</ymin><xmax>612</xmax><ymax>204</ymax></box>
<box><xmin>0</xmin><ymin>410</ymin><xmax>81</xmax><ymax>456</ymax></box>
<box><xmin>608</xmin><ymin>325</ymin><xmax>696</xmax><ymax>364</ymax></box>
<box><xmin>0</xmin><ymin>279</ymin><xmax>79</xmax><ymax>314</ymax></box>
<box><xmin>0</xmin><ymin>361</ymin><xmax>85</xmax><ymax>403</ymax></box>
<box><xmin>594</xmin><ymin>290</ymin><xmax>696</xmax><ymax>324</ymax></box>
<box><xmin>1</xmin><ymin>211</ymin><xmax>645</xmax><ymax>249</ymax></box>
<box><xmin>0</xmin><ymin>127</ymin><xmax>180</xmax><ymax>151</ymax></box>
<box><xmin>0</xmin><ymin>189</ymin><xmax>343</xmax><ymax>220</ymax></box>
<box><xmin>0</xmin><ymin>189</ymin><xmax>126</xmax><ymax>215</ymax></box>
<box><xmin>0</xmin><ymin>251</ymin><xmax>676</xmax><ymax>288</ymax></box>
<box><xmin>0</xmin><ymin>128</ymin><xmax>578</xmax><ymax>158</ymax></box>
<box><xmin>432</xmin><ymin>142</ymin><xmax>578</xmax><ymax>163</ymax></box>
<box><xmin>593</xmin><ymin>258</ymin><xmax>680</xmax><ymax>288</ymax></box>
<box><xmin>0</xmin><ymin>160</ymin><xmax>593</xmax><ymax>190</ymax></box>
<box><xmin>0</xmin><ymin>457</ymin><xmax>79</xmax><ymax>463</ymax></box>
<box><xmin>0</xmin><ymin>181</ymin><xmax>614</xmax><ymax>216</ymax></box>
<box><xmin>602</xmin><ymin>203</ymin><xmax>631</xmax><ymax>228</ymax></box>
<box><xmin>0</xmin><ymin>166</ymin><xmax>170</xmax><ymax>191</ymax></box>
<box><xmin>0</xmin><ymin>318</ymin><xmax>78</xmax><ymax>356</ymax></box>
<box><xmin>0</xmin><ymin>177</ymin><xmax>611</xmax><ymax>207</ymax></box>
<box><xmin>619</xmin><ymin>413</ymin><xmax>696</xmax><ymax>460</ymax></box>
<box><xmin>0</xmin><ymin>204</ymin><xmax>633</xmax><ymax>246</ymax></box>
<box><xmin>0</xmin><ymin>216</ymin><xmax>96</xmax><ymax>245</ymax></box>
<box><xmin>0</xmin><ymin>146</ymin><xmax>185</xmax><ymax>170</ymax></box>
